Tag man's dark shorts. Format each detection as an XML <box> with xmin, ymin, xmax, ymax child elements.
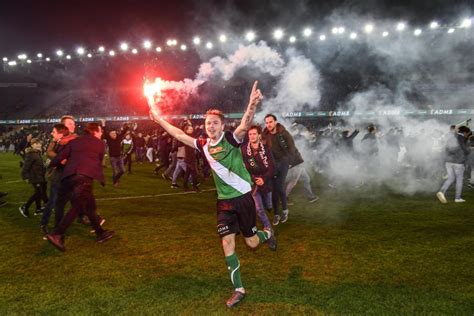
<box><xmin>216</xmin><ymin>192</ymin><xmax>257</xmax><ymax>238</ymax></box>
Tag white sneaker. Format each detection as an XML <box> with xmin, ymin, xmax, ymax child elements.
<box><xmin>436</xmin><ymin>192</ymin><xmax>447</xmax><ymax>204</ymax></box>
<box><xmin>280</xmin><ymin>209</ymin><xmax>289</xmax><ymax>223</ymax></box>
<box><xmin>454</xmin><ymin>199</ymin><xmax>466</xmax><ymax>203</ymax></box>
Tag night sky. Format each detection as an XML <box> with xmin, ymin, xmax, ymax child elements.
<box><xmin>1</xmin><ymin>0</ymin><xmax>472</xmax><ymax>57</ymax></box>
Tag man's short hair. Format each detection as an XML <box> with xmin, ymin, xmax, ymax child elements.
<box><xmin>205</xmin><ymin>109</ymin><xmax>225</xmax><ymax>122</ymax></box>
<box><xmin>83</xmin><ymin>123</ymin><xmax>101</xmax><ymax>135</ymax></box>
<box><xmin>265</xmin><ymin>114</ymin><xmax>277</xmax><ymax>121</ymax></box>
<box><xmin>249</xmin><ymin>124</ymin><xmax>262</xmax><ymax>134</ymax></box>
<box><xmin>458</xmin><ymin>126</ymin><xmax>471</xmax><ymax>134</ymax></box>
<box><xmin>53</xmin><ymin>124</ymin><xmax>70</xmax><ymax>136</ymax></box>
<box><xmin>60</xmin><ymin>115</ymin><xmax>75</xmax><ymax>123</ymax></box>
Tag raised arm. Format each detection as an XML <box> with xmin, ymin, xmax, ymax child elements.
<box><xmin>149</xmin><ymin>111</ymin><xmax>196</xmax><ymax>148</ymax></box>
<box><xmin>234</xmin><ymin>81</ymin><xmax>263</xmax><ymax>142</ymax></box>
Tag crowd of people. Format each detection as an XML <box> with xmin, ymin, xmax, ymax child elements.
<box><xmin>0</xmin><ymin>86</ymin><xmax>473</xmax><ymax>307</ymax></box>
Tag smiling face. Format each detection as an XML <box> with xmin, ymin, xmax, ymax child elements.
<box><xmin>63</xmin><ymin>118</ymin><xmax>75</xmax><ymax>133</ymax></box>
<box><xmin>205</xmin><ymin>114</ymin><xmax>224</xmax><ymax>141</ymax></box>
<box><xmin>248</xmin><ymin>128</ymin><xmax>260</xmax><ymax>144</ymax></box>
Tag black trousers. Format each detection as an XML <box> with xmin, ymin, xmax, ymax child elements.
<box><xmin>54</xmin><ymin>175</ymin><xmax>104</xmax><ymax>236</ymax></box>
<box><xmin>124</xmin><ymin>153</ymin><xmax>132</xmax><ymax>173</ymax></box>
<box><xmin>25</xmin><ymin>182</ymin><xmax>48</xmax><ymax>211</ymax></box>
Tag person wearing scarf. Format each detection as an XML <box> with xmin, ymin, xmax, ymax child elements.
<box><xmin>241</xmin><ymin>125</ymin><xmax>277</xmax><ymax>250</ymax></box>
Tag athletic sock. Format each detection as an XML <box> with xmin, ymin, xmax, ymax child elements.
<box><xmin>225</xmin><ymin>252</ymin><xmax>243</xmax><ymax>289</ymax></box>
<box><xmin>256</xmin><ymin>230</ymin><xmax>270</xmax><ymax>244</ymax></box>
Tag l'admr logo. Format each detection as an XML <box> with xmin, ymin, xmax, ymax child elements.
<box><xmin>217</xmin><ymin>224</ymin><xmax>229</xmax><ymax>233</ymax></box>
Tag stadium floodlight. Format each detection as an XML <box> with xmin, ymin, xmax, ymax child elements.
<box><xmin>77</xmin><ymin>47</ymin><xmax>85</xmax><ymax>55</ymax></box>
<box><xmin>447</xmin><ymin>28</ymin><xmax>455</xmax><ymax>33</ymax></box>
<box><xmin>396</xmin><ymin>22</ymin><xmax>406</xmax><ymax>31</ymax></box>
<box><xmin>319</xmin><ymin>34</ymin><xmax>326</xmax><ymax>41</ymax></box>
<box><xmin>155</xmin><ymin>47</ymin><xmax>162</xmax><ymax>52</ymax></box>
<box><xmin>430</xmin><ymin>21</ymin><xmax>439</xmax><ymax>29</ymax></box>
<box><xmin>350</xmin><ymin>32</ymin><xmax>357</xmax><ymax>39</ymax></box>
<box><xmin>120</xmin><ymin>43</ymin><xmax>129</xmax><ymax>51</ymax></box>
<box><xmin>289</xmin><ymin>36</ymin><xmax>296</xmax><ymax>43</ymax></box>
<box><xmin>143</xmin><ymin>40</ymin><xmax>152</xmax><ymax>49</ymax></box>
<box><xmin>87</xmin><ymin>53</ymin><xmax>92</xmax><ymax>58</ymax></box>
<box><xmin>338</xmin><ymin>27</ymin><xmax>345</xmax><ymax>34</ymax></box>
<box><xmin>382</xmin><ymin>31</ymin><xmax>389</xmax><ymax>37</ymax></box>
<box><xmin>18</xmin><ymin>54</ymin><xmax>27</xmax><ymax>60</ymax></box>
<box><xmin>132</xmin><ymin>48</ymin><xmax>138</xmax><ymax>54</ymax></box>
<box><xmin>206</xmin><ymin>42</ymin><xmax>213</xmax><ymax>49</ymax></box>
<box><xmin>273</xmin><ymin>29</ymin><xmax>284</xmax><ymax>40</ymax></box>
<box><xmin>364</xmin><ymin>24</ymin><xmax>374</xmax><ymax>33</ymax></box>
<box><xmin>66</xmin><ymin>55</ymin><xmax>71</xmax><ymax>60</ymax></box>
<box><xmin>460</xmin><ymin>18</ymin><xmax>472</xmax><ymax>28</ymax></box>
<box><xmin>303</xmin><ymin>27</ymin><xmax>312</xmax><ymax>37</ymax></box>
<box><xmin>171</xmin><ymin>40</ymin><xmax>178</xmax><ymax>46</ymax></box>
<box><xmin>8</xmin><ymin>61</ymin><xmax>17</xmax><ymax>66</ymax></box>
<box><xmin>180</xmin><ymin>44</ymin><xmax>187</xmax><ymax>51</ymax></box>
<box><xmin>56</xmin><ymin>50</ymin><xmax>64</xmax><ymax>57</ymax></box>
<box><xmin>245</xmin><ymin>31</ymin><xmax>256</xmax><ymax>41</ymax></box>
<box><xmin>414</xmin><ymin>29</ymin><xmax>422</xmax><ymax>36</ymax></box>
<box><xmin>98</xmin><ymin>46</ymin><xmax>105</xmax><ymax>52</ymax></box>
<box><xmin>219</xmin><ymin>34</ymin><xmax>227</xmax><ymax>43</ymax></box>
<box><xmin>2</xmin><ymin>57</ymin><xmax>7</xmax><ymax>62</ymax></box>
<box><xmin>331</xmin><ymin>27</ymin><xmax>338</xmax><ymax>34</ymax></box>
<box><xmin>193</xmin><ymin>37</ymin><xmax>201</xmax><ymax>45</ymax></box>
<box><xmin>37</xmin><ymin>53</ymin><xmax>43</xmax><ymax>58</ymax></box>
<box><xmin>45</xmin><ymin>57</ymin><xmax>51</xmax><ymax>62</ymax></box>
<box><xmin>27</xmin><ymin>59</ymin><xmax>32</xmax><ymax>64</ymax></box>
<box><xmin>109</xmin><ymin>50</ymin><xmax>115</xmax><ymax>56</ymax></box>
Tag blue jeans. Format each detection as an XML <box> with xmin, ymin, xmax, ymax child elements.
<box><xmin>40</xmin><ymin>180</ymin><xmax>59</xmax><ymax>225</ymax></box>
<box><xmin>272</xmin><ymin>159</ymin><xmax>289</xmax><ymax>215</ymax></box>
<box><xmin>110</xmin><ymin>156</ymin><xmax>125</xmax><ymax>184</ymax></box>
<box><xmin>172</xmin><ymin>159</ymin><xmax>187</xmax><ymax>184</ymax></box>
<box><xmin>440</xmin><ymin>162</ymin><xmax>465</xmax><ymax>200</ymax></box>
<box><xmin>252</xmin><ymin>190</ymin><xmax>272</xmax><ymax>229</ymax></box>
<box><xmin>285</xmin><ymin>164</ymin><xmax>316</xmax><ymax>200</ymax></box>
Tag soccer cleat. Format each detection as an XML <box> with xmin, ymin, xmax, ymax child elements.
<box><xmin>34</xmin><ymin>208</ymin><xmax>44</xmax><ymax>216</ymax></box>
<box><xmin>436</xmin><ymin>192</ymin><xmax>447</xmax><ymax>204</ymax></box>
<box><xmin>272</xmin><ymin>215</ymin><xmax>281</xmax><ymax>226</ymax></box>
<box><xmin>280</xmin><ymin>209</ymin><xmax>289</xmax><ymax>223</ymax></box>
<box><xmin>226</xmin><ymin>290</ymin><xmax>245</xmax><ymax>308</ymax></box>
<box><xmin>170</xmin><ymin>184</ymin><xmax>179</xmax><ymax>189</ymax></box>
<box><xmin>308</xmin><ymin>196</ymin><xmax>319</xmax><ymax>203</ymax></box>
<box><xmin>19</xmin><ymin>205</ymin><xmax>29</xmax><ymax>218</ymax></box>
<box><xmin>265</xmin><ymin>228</ymin><xmax>277</xmax><ymax>251</ymax></box>
<box><xmin>454</xmin><ymin>199</ymin><xmax>466</xmax><ymax>203</ymax></box>
<box><xmin>97</xmin><ymin>230</ymin><xmax>115</xmax><ymax>243</ymax></box>
<box><xmin>46</xmin><ymin>233</ymin><xmax>65</xmax><ymax>252</ymax></box>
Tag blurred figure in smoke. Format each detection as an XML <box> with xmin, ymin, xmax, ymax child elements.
<box><xmin>262</xmin><ymin>114</ymin><xmax>296</xmax><ymax>226</ymax></box>
<box><xmin>436</xmin><ymin>126</ymin><xmax>471</xmax><ymax>203</ymax></box>
<box><xmin>241</xmin><ymin>125</ymin><xmax>277</xmax><ymax>250</ymax></box>
<box><xmin>468</xmin><ymin>135</ymin><xmax>474</xmax><ymax>189</ymax></box>
<box><xmin>134</xmin><ymin>132</ymin><xmax>146</xmax><ymax>164</ymax></box>
<box><xmin>340</xmin><ymin>128</ymin><xmax>360</xmax><ymax>154</ymax></box>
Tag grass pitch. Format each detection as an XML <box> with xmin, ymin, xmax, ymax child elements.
<box><xmin>0</xmin><ymin>152</ymin><xmax>473</xmax><ymax>314</ymax></box>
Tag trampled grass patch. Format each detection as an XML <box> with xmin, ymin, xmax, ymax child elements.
<box><xmin>0</xmin><ymin>153</ymin><xmax>473</xmax><ymax>314</ymax></box>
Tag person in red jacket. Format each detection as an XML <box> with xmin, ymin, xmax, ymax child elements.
<box><xmin>46</xmin><ymin>123</ymin><xmax>114</xmax><ymax>252</ymax></box>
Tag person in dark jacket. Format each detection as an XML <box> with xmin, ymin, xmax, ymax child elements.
<box><xmin>100</xmin><ymin>120</ymin><xmax>129</xmax><ymax>187</ymax></box>
<box><xmin>437</xmin><ymin>126</ymin><xmax>471</xmax><ymax>203</ymax></box>
<box><xmin>154</xmin><ymin>130</ymin><xmax>172</xmax><ymax>176</ymax></box>
<box><xmin>262</xmin><ymin>114</ymin><xmax>296</xmax><ymax>226</ymax></box>
<box><xmin>241</xmin><ymin>125</ymin><xmax>277</xmax><ymax>250</ymax></box>
<box><xmin>46</xmin><ymin>123</ymin><xmax>114</xmax><ymax>252</ymax></box>
<box><xmin>19</xmin><ymin>138</ymin><xmax>48</xmax><ymax>217</ymax></box>
<box><xmin>122</xmin><ymin>133</ymin><xmax>134</xmax><ymax>174</ymax></box>
<box><xmin>134</xmin><ymin>132</ymin><xmax>146</xmax><ymax>163</ymax></box>
<box><xmin>182</xmin><ymin>125</ymin><xmax>200</xmax><ymax>192</ymax></box>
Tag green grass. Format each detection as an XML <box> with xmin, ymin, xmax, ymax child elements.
<box><xmin>0</xmin><ymin>152</ymin><xmax>473</xmax><ymax>315</ymax></box>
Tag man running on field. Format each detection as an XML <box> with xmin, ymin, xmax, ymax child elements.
<box><xmin>148</xmin><ymin>81</ymin><xmax>272</xmax><ymax>308</ymax></box>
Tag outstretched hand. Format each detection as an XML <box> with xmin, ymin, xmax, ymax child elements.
<box><xmin>248</xmin><ymin>81</ymin><xmax>263</xmax><ymax>107</ymax></box>
<box><xmin>149</xmin><ymin>109</ymin><xmax>161</xmax><ymax>122</ymax></box>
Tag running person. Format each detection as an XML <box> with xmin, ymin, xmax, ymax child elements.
<box><xmin>148</xmin><ymin>81</ymin><xmax>271</xmax><ymax>308</ymax></box>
